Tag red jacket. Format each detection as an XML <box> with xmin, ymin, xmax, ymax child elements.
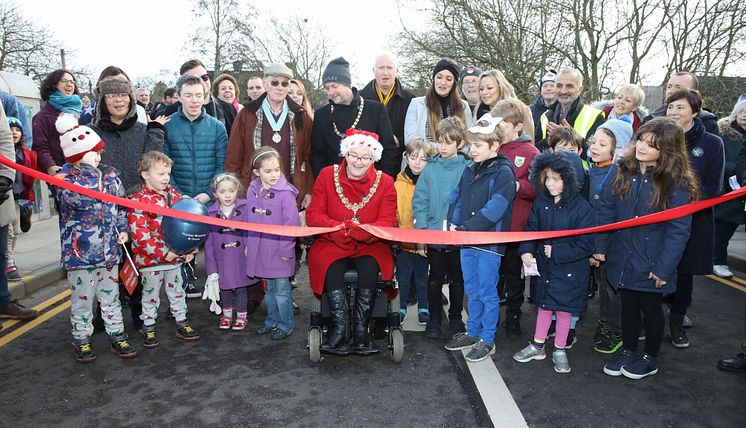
<box><xmin>306</xmin><ymin>160</ymin><xmax>397</xmax><ymax>296</ymax></box>
<box><xmin>16</xmin><ymin>146</ymin><xmax>37</xmax><ymax>202</ymax></box>
<box><xmin>498</xmin><ymin>136</ymin><xmax>540</xmax><ymax>231</ymax></box>
<box><xmin>128</xmin><ymin>185</ymin><xmax>182</xmax><ymax>268</ymax></box>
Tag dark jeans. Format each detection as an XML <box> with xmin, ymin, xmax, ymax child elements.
<box><xmin>395</xmin><ymin>251</ymin><xmax>429</xmax><ymax>310</ymax></box>
<box><xmin>621</xmin><ymin>289</ymin><xmax>664</xmax><ymax>357</ymax></box>
<box><xmin>0</xmin><ymin>225</ymin><xmax>10</xmax><ymax>308</ymax></box>
<box><xmin>427</xmin><ymin>248</ymin><xmax>464</xmax><ymax>324</ymax></box>
<box><xmin>670</xmin><ymin>273</ymin><xmax>693</xmax><ymax>316</ymax></box>
<box><xmin>714</xmin><ymin>220</ymin><xmax>740</xmax><ymax>265</ymax></box>
<box><xmin>325</xmin><ymin>256</ymin><xmax>379</xmax><ymax>291</ymax></box>
<box><xmin>500</xmin><ymin>243</ymin><xmax>525</xmax><ymax>318</ymax></box>
<box><xmin>596</xmin><ymin>265</ymin><xmax>622</xmax><ymax>333</ymax></box>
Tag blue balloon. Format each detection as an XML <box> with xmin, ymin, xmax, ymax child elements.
<box><xmin>162</xmin><ymin>199</ymin><xmax>209</xmax><ymax>255</ymax></box>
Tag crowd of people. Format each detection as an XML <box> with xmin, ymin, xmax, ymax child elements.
<box><xmin>0</xmin><ymin>51</ymin><xmax>744</xmax><ymax>378</ymax></box>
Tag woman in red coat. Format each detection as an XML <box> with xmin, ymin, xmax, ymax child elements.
<box><xmin>306</xmin><ymin>129</ymin><xmax>397</xmax><ymax>356</ymax></box>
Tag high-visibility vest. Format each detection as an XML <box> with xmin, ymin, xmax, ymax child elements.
<box><xmin>540</xmin><ymin>104</ymin><xmax>605</xmax><ymax>140</ymax></box>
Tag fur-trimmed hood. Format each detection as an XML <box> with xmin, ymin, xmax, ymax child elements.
<box><xmin>530</xmin><ymin>151</ymin><xmax>579</xmax><ymax>201</ymax></box>
<box><xmin>590</xmin><ymin>99</ymin><xmax>649</xmax><ymax>119</ymax></box>
<box><xmin>718</xmin><ymin>117</ymin><xmax>746</xmax><ymax>141</ymax></box>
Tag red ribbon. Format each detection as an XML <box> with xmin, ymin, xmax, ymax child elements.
<box><xmin>3</xmin><ymin>155</ymin><xmax>744</xmax><ymax>245</ymax></box>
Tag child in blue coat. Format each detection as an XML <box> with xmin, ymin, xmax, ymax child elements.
<box><xmin>443</xmin><ymin>114</ymin><xmax>516</xmax><ymax>363</ymax></box>
<box><xmin>596</xmin><ymin>117</ymin><xmax>699</xmax><ymax>379</ymax></box>
<box><xmin>512</xmin><ymin>152</ymin><xmax>595</xmax><ymax>374</ymax></box>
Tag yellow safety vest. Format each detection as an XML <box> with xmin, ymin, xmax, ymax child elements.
<box><xmin>540</xmin><ymin>104</ymin><xmax>605</xmax><ymax>140</ymax></box>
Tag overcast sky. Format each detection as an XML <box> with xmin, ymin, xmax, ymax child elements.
<box><xmin>11</xmin><ymin>0</ymin><xmax>411</xmax><ymax>87</ymax></box>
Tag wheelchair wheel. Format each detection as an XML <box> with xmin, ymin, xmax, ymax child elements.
<box><xmin>308</xmin><ymin>327</ymin><xmax>322</xmax><ymax>363</ymax></box>
<box><xmin>389</xmin><ymin>328</ymin><xmax>404</xmax><ymax>363</ymax></box>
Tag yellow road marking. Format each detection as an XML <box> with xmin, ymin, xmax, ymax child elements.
<box><xmin>0</xmin><ymin>301</ymin><xmax>70</xmax><ymax>348</ymax></box>
<box><xmin>729</xmin><ymin>276</ymin><xmax>746</xmax><ymax>287</ymax></box>
<box><xmin>0</xmin><ymin>289</ymin><xmax>70</xmax><ymax>330</ymax></box>
<box><xmin>706</xmin><ymin>275</ymin><xmax>746</xmax><ymax>293</ymax></box>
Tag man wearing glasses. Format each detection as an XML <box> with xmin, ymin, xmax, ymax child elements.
<box><xmin>164</xmin><ymin>59</ymin><xmax>235</xmax><ymax>137</ymax></box>
<box><xmin>310</xmin><ymin>57</ymin><xmax>398</xmax><ymax>178</ymax></box>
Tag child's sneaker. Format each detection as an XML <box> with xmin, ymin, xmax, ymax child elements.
<box><xmin>140</xmin><ymin>326</ymin><xmax>159</xmax><ymax>348</ymax></box>
<box><xmin>603</xmin><ymin>348</ymin><xmax>636</xmax><ymax>376</ymax></box>
<box><xmin>444</xmin><ymin>334</ymin><xmax>479</xmax><ymax>351</ymax></box>
<box><xmin>418</xmin><ymin>309</ymin><xmax>430</xmax><ymax>325</ymax></box>
<box><xmin>231</xmin><ymin>316</ymin><xmax>247</xmax><ymax>331</ymax></box>
<box><xmin>465</xmin><ymin>340</ymin><xmax>495</xmax><ymax>362</ymax></box>
<box><xmin>110</xmin><ymin>334</ymin><xmax>137</xmax><ymax>359</ymax></box>
<box><xmin>176</xmin><ymin>322</ymin><xmax>200</xmax><ymax>341</ymax></box>
<box><xmin>399</xmin><ymin>308</ymin><xmax>407</xmax><ymax>321</ymax></box>
<box><xmin>594</xmin><ymin>331</ymin><xmax>623</xmax><ymax>354</ymax></box>
<box><xmin>425</xmin><ymin>321</ymin><xmax>442</xmax><ymax>340</ymax></box>
<box><xmin>73</xmin><ymin>342</ymin><xmax>96</xmax><ymax>363</ymax></box>
<box><xmin>621</xmin><ymin>352</ymin><xmax>658</xmax><ymax>379</ymax></box>
<box><xmin>552</xmin><ymin>349</ymin><xmax>571</xmax><ymax>373</ymax></box>
<box><xmin>6</xmin><ymin>259</ymin><xmax>20</xmax><ymax>280</ymax></box>
<box><xmin>256</xmin><ymin>324</ymin><xmax>276</xmax><ymax>335</ymax></box>
<box><xmin>513</xmin><ymin>342</ymin><xmax>547</xmax><ymax>362</ymax></box>
<box><xmin>219</xmin><ymin>316</ymin><xmax>232</xmax><ymax>330</ymax></box>
<box><xmin>271</xmin><ymin>329</ymin><xmax>292</xmax><ymax>340</ymax></box>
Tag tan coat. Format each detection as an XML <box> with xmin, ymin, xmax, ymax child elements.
<box><xmin>0</xmin><ymin>102</ymin><xmax>16</xmax><ymax>227</ymax></box>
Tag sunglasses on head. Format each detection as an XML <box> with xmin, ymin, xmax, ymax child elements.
<box><xmin>200</xmin><ymin>74</ymin><xmax>210</xmax><ymax>82</ymax></box>
<box><xmin>270</xmin><ymin>80</ymin><xmax>290</xmax><ymax>88</ymax></box>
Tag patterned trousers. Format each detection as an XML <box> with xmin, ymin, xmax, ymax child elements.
<box><xmin>69</xmin><ymin>266</ymin><xmax>123</xmax><ymax>341</ymax></box>
<box><xmin>140</xmin><ymin>266</ymin><xmax>188</xmax><ymax>326</ymax></box>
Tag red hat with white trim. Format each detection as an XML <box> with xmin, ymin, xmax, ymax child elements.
<box><xmin>339</xmin><ymin>129</ymin><xmax>383</xmax><ymax>162</ymax></box>
<box><xmin>56</xmin><ymin>114</ymin><xmax>105</xmax><ymax>164</ymax></box>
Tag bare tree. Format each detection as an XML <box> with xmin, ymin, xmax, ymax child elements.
<box><xmin>188</xmin><ymin>0</ymin><xmax>257</xmax><ymax>73</ymax></box>
<box><xmin>0</xmin><ymin>1</ymin><xmax>61</xmax><ymax>82</ymax></box>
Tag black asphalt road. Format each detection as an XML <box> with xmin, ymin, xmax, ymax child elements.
<box><xmin>1</xmin><ymin>265</ymin><xmax>745</xmax><ymax>427</ymax></box>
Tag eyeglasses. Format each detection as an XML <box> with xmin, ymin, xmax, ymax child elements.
<box><xmin>104</xmin><ymin>93</ymin><xmax>129</xmax><ymax>100</ymax></box>
<box><xmin>407</xmin><ymin>154</ymin><xmax>430</xmax><ymax>163</ymax></box>
<box><xmin>181</xmin><ymin>93</ymin><xmax>205</xmax><ymax>101</ymax></box>
<box><xmin>59</xmin><ymin>79</ymin><xmax>75</xmax><ymax>85</ymax></box>
<box><xmin>270</xmin><ymin>80</ymin><xmax>290</xmax><ymax>88</ymax></box>
<box><xmin>347</xmin><ymin>153</ymin><xmax>373</xmax><ymax>163</ymax></box>
<box><xmin>200</xmin><ymin>74</ymin><xmax>210</xmax><ymax>82</ymax></box>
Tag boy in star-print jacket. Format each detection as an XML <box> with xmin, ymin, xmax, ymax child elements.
<box><xmin>128</xmin><ymin>151</ymin><xmax>200</xmax><ymax>347</ymax></box>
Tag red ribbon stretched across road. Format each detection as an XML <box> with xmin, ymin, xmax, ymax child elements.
<box><xmin>2</xmin><ymin>155</ymin><xmax>744</xmax><ymax>245</ymax></box>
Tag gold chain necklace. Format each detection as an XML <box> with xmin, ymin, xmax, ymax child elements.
<box><xmin>333</xmin><ymin>164</ymin><xmax>382</xmax><ymax>224</ymax></box>
<box><xmin>330</xmin><ymin>97</ymin><xmax>365</xmax><ymax>138</ymax></box>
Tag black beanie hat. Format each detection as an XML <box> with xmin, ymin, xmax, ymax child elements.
<box><xmin>323</xmin><ymin>57</ymin><xmax>352</xmax><ymax>87</ymax></box>
<box><xmin>432</xmin><ymin>58</ymin><xmax>460</xmax><ymax>80</ymax></box>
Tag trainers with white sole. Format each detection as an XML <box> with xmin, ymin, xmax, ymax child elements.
<box><xmin>713</xmin><ymin>265</ymin><xmax>733</xmax><ymax>278</ymax></box>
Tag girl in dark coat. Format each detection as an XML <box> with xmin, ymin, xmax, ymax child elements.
<box><xmin>513</xmin><ymin>152</ymin><xmax>595</xmax><ymax>374</ymax></box>
<box><xmin>596</xmin><ymin>117</ymin><xmax>700</xmax><ymax>380</ymax></box>
<box><xmin>666</xmin><ymin>90</ymin><xmax>725</xmax><ymax>348</ymax></box>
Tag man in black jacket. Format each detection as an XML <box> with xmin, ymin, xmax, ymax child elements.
<box><xmin>359</xmin><ymin>52</ymin><xmax>414</xmax><ymax>163</ymax></box>
<box><xmin>643</xmin><ymin>71</ymin><xmax>719</xmax><ymax>136</ymax></box>
<box><xmin>311</xmin><ymin>57</ymin><xmax>398</xmax><ymax>178</ymax></box>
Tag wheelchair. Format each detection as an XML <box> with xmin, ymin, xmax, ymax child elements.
<box><xmin>307</xmin><ymin>268</ymin><xmax>404</xmax><ymax>363</ymax></box>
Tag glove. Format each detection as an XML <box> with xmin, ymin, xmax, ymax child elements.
<box><xmin>0</xmin><ymin>177</ymin><xmax>12</xmax><ymax>205</ymax></box>
<box><xmin>202</xmin><ymin>273</ymin><xmax>222</xmax><ymax>315</ymax></box>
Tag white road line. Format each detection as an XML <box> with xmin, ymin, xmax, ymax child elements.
<box><xmin>461</xmin><ymin>348</ymin><xmax>528</xmax><ymax>427</ymax></box>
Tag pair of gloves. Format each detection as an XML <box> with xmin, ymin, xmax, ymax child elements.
<box><xmin>202</xmin><ymin>273</ymin><xmax>221</xmax><ymax>314</ymax></box>
<box><xmin>329</xmin><ymin>222</ymin><xmax>377</xmax><ymax>250</ymax></box>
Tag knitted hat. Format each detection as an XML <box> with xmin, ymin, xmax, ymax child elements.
<box><xmin>95</xmin><ymin>75</ymin><xmax>136</xmax><ymax>124</ymax></box>
<box><xmin>56</xmin><ymin>113</ymin><xmax>105</xmax><ymax>164</ymax></box>
<box><xmin>598</xmin><ymin>116</ymin><xmax>634</xmax><ymax>159</ymax></box>
<box><xmin>7</xmin><ymin>117</ymin><xmax>23</xmax><ymax>136</ymax></box>
<box><xmin>339</xmin><ymin>129</ymin><xmax>383</xmax><ymax>162</ymax></box>
<box><xmin>322</xmin><ymin>57</ymin><xmax>352</xmax><ymax>87</ymax></box>
<box><xmin>264</xmin><ymin>63</ymin><xmax>294</xmax><ymax>79</ymax></box>
<box><xmin>432</xmin><ymin>58</ymin><xmax>459</xmax><ymax>80</ymax></box>
<box><xmin>540</xmin><ymin>69</ymin><xmax>558</xmax><ymax>86</ymax></box>
<box><xmin>459</xmin><ymin>66</ymin><xmax>483</xmax><ymax>84</ymax></box>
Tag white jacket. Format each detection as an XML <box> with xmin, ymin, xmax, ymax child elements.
<box><xmin>403</xmin><ymin>96</ymin><xmax>472</xmax><ymax>146</ymax></box>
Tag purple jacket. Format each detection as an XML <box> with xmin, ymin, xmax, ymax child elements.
<box><xmin>204</xmin><ymin>199</ymin><xmax>256</xmax><ymax>290</ymax></box>
<box><xmin>32</xmin><ymin>103</ymin><xmax>65</xmax><ymax>173</ymax></box>
<box><xmin>244</xmin><ymin>176</ymin><xmax>300</xmax><ymax>279</ymax></box>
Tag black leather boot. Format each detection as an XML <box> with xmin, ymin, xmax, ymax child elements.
<box><xmin>320</xmin><ymin>289</ymin><xmax>351</xmax><ymax>355</ymax></box>
<box><xmin>352</xmin><ymin>288</ymin><xmax>381</xmax><ymax>355</ymax></box>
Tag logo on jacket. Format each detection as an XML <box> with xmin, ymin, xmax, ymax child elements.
<box><xmin>691</xmin><ymin>147</ymin><xmax>704</xmax><ymax>157</ymax></box>
<box><xmin>514</xmin><ymin>156</ymin><xmax>525</xmax><ymax>168</ymax></box>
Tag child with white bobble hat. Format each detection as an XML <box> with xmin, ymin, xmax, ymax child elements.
<box><xmin>54</xmin><ymin>113</ymin><xmax>136</xmax><ymax>363</ymax></box>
